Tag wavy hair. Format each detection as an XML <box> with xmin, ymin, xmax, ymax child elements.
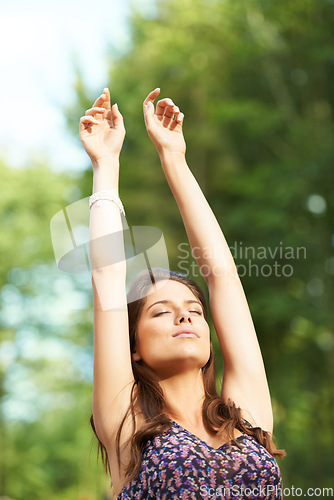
<box><xmin>90</xmin><ymin>268</ymin><xmax>286</xmax><ymax>488</ymax></box>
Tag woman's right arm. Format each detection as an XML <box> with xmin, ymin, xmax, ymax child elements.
<box><xmin>80</xmin><ymin>89</ymin><xmax>134</xmax><ymax>445</ymax></box>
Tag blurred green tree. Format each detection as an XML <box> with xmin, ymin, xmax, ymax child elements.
<box><xmin>1</xmin><ymin>0</ymin><xmax>333</xmax><ymax>498</ymax></box>
<box><xmin>68</xmin><ymin>0</ymin><xmax>334</xmax><ymax>491</ymax></box>
<box><xmin>0</xmin><ymin>163</ymin><xmax>111</xmax><ymax>499</ymax></box>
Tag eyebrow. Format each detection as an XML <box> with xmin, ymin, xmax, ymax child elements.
<box><xmin>146</xmin><ymin>299</ymin><xmax>203</xmax><ymax>312</ymax></box>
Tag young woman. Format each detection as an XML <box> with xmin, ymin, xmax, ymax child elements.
<box><xmin>79</xmin><ymin>87</ymin><xmax>285</xmax><ymax>499</ymax></box>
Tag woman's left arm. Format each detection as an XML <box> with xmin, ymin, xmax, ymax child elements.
<box><xmin>143</xmin><ymin>89</ymin><xmax>273</xmax><ymax>434</ymax></box>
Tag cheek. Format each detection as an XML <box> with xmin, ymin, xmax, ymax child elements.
<box><xmin>136</xmin><ymin>324</ymin><xmax>161</xmax><ymax>356</ymax></box>
<box><xmin>202</xmin><ymin>320</ymin><xmax>210</xmax><ymax>337</ymax></box>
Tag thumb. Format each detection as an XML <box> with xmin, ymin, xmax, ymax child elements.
<box><xmin>144</xmin><ymin>100</ymin><xmax>155</xmax><ymax>126</ymax></box>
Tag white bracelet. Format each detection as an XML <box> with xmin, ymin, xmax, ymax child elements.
<box><xmin>89</xmin><ymin>191</ymin><xmax>125</xmax><ymax>215</ymax></box>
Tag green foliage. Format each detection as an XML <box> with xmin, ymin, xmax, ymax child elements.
<box><xmin>69</xmin><ymin>0</ymin><xmax>334</xmax><ymax>491</ymax></box>
<box><xmin>1</xmin><ymin>0</ymin><xmax>334</xmax><ymax>497</ymax></box>
<box><xmin>0</xmin><ymin>166</ymin><xmax>109</xmax><ymax>498</ymax></box>
<box><xmin>0</xmin><ymin>161</ymin><xmax>71</xmax><ymax>282</ymax></box>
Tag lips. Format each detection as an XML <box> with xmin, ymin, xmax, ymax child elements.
<box><xmin>172</xmin><ymin>330</ymin><xmax>199</xmax><ymax>338</ymax></box>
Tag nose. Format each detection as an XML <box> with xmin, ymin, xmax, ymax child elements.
<box><xmin>175</xmin><ymin>310</ymin><xmax>192</xmax><ymax>324</ymax></box>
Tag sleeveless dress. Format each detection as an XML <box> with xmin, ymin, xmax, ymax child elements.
<box><xmin>118</xmin><ymin>418</ymin><xmax>283</xmax><ymax>499</ymax></box>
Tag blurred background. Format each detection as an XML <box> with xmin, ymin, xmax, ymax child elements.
<box><xmin>0</xmin><ymin>0</ymin><xmax>333</xmax><ymax>498</ymax></box>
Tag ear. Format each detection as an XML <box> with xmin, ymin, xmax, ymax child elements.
<box><xmin>132</xmin><ymin>351</ymin><xmax>141</xmax><ymax>362</ymax></box>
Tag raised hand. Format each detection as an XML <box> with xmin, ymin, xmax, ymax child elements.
<box><xmin>143</xmin><ymin>88</ymin><xmax>186</xmax><ymax>156</ymax></box>
<box><xmin>79</xmin><ymin>88</ymin><xmax>125</xmax><ymax>166</ymax></box>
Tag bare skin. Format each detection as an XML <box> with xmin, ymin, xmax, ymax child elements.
<box><xmin>80</xmin><ymin>88</ymin><xmax>273</xmax><ymax>497</ymax></box>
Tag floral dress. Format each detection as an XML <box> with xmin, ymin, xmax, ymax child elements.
<box><xmin>118</xmin><ymin>418</ymin><xmax>283</xmax><ymax>499</ymax></box>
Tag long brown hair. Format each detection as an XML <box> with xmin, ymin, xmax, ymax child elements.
<box><xmin>90</xmin><ymin>268</ymin><xmax>286</xmax><ymax>487</ymax></box>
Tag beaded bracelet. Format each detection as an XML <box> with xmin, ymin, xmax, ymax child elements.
<box><xmin>89</xmin><ymin>191</ymin><xmax>125</xmax><ymax>216</ymax></box>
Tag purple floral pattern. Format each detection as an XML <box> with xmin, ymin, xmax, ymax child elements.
<box><xmin>118</xmin><ymin>419</ymin><xmax>283</xmax><ymax>499</ymax></box>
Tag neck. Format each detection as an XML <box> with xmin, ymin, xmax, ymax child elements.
<box><xmin>159</xmin><ymin>368</ymin><xmax>206</xmax><ymax>426</ymax></box>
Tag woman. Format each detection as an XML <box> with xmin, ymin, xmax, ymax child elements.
<box><xmin>79</xmin><ymin>87</ymin><xmax>286</xmax><ymax>499</ymax></box>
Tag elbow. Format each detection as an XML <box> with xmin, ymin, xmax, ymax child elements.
<box><xmin>91</xmin><ymin>261</ymin><xmax>126</xmax><ymax>279</ymax></box>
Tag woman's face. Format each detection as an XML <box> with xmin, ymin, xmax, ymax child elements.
<box><xmin>132</xmin><ymin>280</ymin><xmax>211</xmax><ymax>377</ymax></box>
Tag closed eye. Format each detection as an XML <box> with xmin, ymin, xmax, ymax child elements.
<box><xmin>153</xmin><ymin>310</ymin><xmax>202</xmax><ymax>317</ymax></box>
<box><xmin>153</xmin><ymin>311</ymin><xmax>170</xmax><ymax>317</ymax></box>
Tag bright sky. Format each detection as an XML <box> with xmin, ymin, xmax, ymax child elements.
<box><xmin>0</xmin><ymin>0</ymin><xmax>143</xmax><ymax>171</ymax></box>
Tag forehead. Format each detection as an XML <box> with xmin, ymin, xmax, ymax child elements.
<box><xmin>145</xmin><ymin>279</ymin><xmax>198</xmax><ymax>305</ymax></box>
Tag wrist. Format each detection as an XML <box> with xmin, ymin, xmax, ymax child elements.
<box><xmin>92</xmin><ymin>157</ymin><xmax>120</xmax><ymax>193</ymax></box>
<box><xmin>159</xmin><ymin>149</ymin><xmax>186</xmax><ymax>164</ymax></box>
<box><xmin>159</xmin><ymin>150</ymin><xmax>187</xmax><ymax>171</ymax></box>
<box><xmin>92</xmin><ymin>155</ymin><xmax>120</xmax><ymax>169</ymax></box>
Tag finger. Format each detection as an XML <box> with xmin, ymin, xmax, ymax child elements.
<box><xmin>95</xmin><ymin>89</ymin><xmax>110</xmax><ymax>118</ymax></box>
<box><xmin>93</xmin><ymin>93</ymin><xmax>107</xmax><ymax>108</ymax></box>
<box><xmin>85</xmin><ymin>107</ymin><xmax>106</xmax><ymax>119</ymax></box>
<box><xmin>163</xmin><ymin>104</ymin><xmax>176</xmax><ymax>119</ymax></box>
<box><xmin>176</xmin><ymin>112</ymin><xmax>184</xmax><ymax>124</ymax></box>
<box><xmin>164</xmin><ymin>105</ymin><xmax>179</xmax><ymax>120</ymax></box>
<box><xmin>163</xmin><ymin>103</ymin><xmax>180</xmax><ymax>128</ymax></box>
<box><xmin>172</xmin><ymin>107</ymin><xmax>182</xmax><ymax>122</ymax></box>
<box><xmin>102</xmin><ymin>88</ymin><xmax>111</xmax><ymax>110</ymax></box>
<box><xmin>110</xmin><ymin>103</ymin><xmax>124</xmax><ymax>129</ymax></box>
<box><xmin>79</xmin><ymin>115</ymin><xmax>99</xmax><ymax>131</ymax></box>
<box><xmin>92</xmin><ymin>88</ymin><xmax>111</xmax><ymax>113</ymax></box>
<box><xmin>144</xmin><ymin>100</ymin><xmax>155</xmax><ymax>129</ymax></box>
<box><xmin>162</xmin><ymin>104</ymin><xmax>175</xmax><ymax>128</ymax></box>
<box><xmin>80</xmin><ymin>115</ymin><xmax>99</xmax><ymax>125</ymax></box>
<box><xmin>156</xmin><ymin>98</ymin><xmax>174</xmax><ymax>119</ymax></box>
<box><xmin>143</xmin><ymin>88</ymin><xmax>161</xmax><ymax>110</ymax></box>
<box><xmin>170</xmin><ymin>111</ymin><xmax>183</xmax><ymax>131</ymax></box>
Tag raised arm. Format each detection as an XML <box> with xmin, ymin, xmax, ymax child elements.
<box><xmin>143</xmin><ymin>89</ymin><xmax>273</xmax><ymax>434</ymax></box>
<box><xmin>80</xmin><ymin>89</ymin><xmax>134</xmax><ymax>445</ymax></box>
